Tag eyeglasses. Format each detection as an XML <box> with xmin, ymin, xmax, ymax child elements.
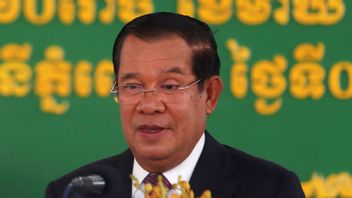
<box><xmin>110</xmin><ymin>79</ymin><xmax>201</xmax><ymax>104</ymax></box>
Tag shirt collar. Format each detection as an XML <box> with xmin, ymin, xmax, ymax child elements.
<box><xmin>163</xmin><ymin>133</ymin><xmax>205</xmax><ymax>184</ymax></box>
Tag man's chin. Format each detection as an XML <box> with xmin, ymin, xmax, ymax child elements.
<box><xmin>135</xmin><ymin>151</ymin><xmax>176</xmax><ymax>172</ymax></box>
<box><xmin>134</xmin><ymin>147</ymin><xmax>172</xmax><ymax>161</ymax></box>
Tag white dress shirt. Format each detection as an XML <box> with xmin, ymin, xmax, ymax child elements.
<box><xmin>131</xmin><ymin>133</ymin><xmax>205</xmax><ymax>197</ymax></box>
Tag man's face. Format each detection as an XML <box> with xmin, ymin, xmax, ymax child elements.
<box><xmin>117</xmin><ymin>35</ymin><xmax>208</xmax><ymax>172</ymax></box>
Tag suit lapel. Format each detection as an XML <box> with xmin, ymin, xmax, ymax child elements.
<box><xmin>189</xmin><ymin>132</ymin><xmax>247</xmax><ymax>198</ymax></box>
<box><xmin>110</xmin><ymin>149</ymin><xmax>134</xmax><ymax>197</ymax></box>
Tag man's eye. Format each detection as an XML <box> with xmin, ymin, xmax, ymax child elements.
<box><xmin>122</xmin><ymin>84</ymin><xmax>142</xmax><ymax>90</ymax></box>
<box><xmin>161</xmin><ymin>84</ymin><xmax>181</xmax><ymax>91</ymax></box>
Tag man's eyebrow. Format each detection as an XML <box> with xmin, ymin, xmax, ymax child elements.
<box><xmin>164</xmin><ymin>67</ymin><xmax>186</xmax><ymax>75</ymax></box>
<box><xmin>120</xmin><ymin>67</ymin><xmax>185</xmax><ymax>80</ymax></box>
<box><xmin>120</xmin><ymin>72</ymin><xmax>139</xmax><ymax>80</ymax></box>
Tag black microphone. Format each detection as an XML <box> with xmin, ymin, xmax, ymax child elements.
<box><xmin>71</xmin><ymin>175</ymin><xmax>105</xmax><ymax>193</ymax></box>
<box><xmin>64</xmin><ymin>175</ymin><xmax>105</xmax><ymax>197</ymax></box>
<box><xmin>62</xmin><ymin>164</ymin><xmax>123</xmax><ymax>198</ymax></box>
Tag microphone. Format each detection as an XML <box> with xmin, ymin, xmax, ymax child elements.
<box><xmin>63</xmin><ymin>175</ymin><xmax>105</xmax><ymax>197</ymax></box>
<box><xmin>71</xmin><ymin>175</ymin><xmax>105</xmax><ymax>193</ymax></box>
<box><xmin>62</xmin><ymin>164</ymin><xmax>123</xmax><ymax>198</ymax></box>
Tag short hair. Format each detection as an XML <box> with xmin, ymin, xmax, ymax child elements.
<box><xmin>112</xmin><ymin>12</ymin><xmax>220</xmax><ymax>89</ymax></box>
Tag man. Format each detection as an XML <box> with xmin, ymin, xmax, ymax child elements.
<box><xmin>46</xmin><ymin>12</ymin><xmax>305</xmax><ymax>198</ymax></box>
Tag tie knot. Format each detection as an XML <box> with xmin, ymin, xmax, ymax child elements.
<box><xmin>143</xmin><ymin>173</ymin><xmax>172</xmax><ymax>189</ymax></box>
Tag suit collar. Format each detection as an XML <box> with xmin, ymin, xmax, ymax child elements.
<box><xmin>110</xmin><ymin>149</ymin><xmax>134</xmax><ymax>197</ymax></box>
<box><xmin>189</xmin><ymin>131</ymin><xmax>246</xmax><ymax>198</ymax></box>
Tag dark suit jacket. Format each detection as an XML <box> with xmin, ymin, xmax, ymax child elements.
<box><xmin>45</xmin><ymin>132</ymin><xmax>305</xmax><ymax>198</ymax></box>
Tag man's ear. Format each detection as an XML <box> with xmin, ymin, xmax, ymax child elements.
<box><xmin>204</xmin><ymin>76</ymin><xmax>223</xmax><ymax>115</ymax></box>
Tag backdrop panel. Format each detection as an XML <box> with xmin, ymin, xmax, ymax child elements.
<box><xmin>1</xmin><ymin>0</ymin><xmax>351</xmax><ymax>197</ymax></box>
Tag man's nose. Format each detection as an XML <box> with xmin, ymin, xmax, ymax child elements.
<box><xmin>136</xmin><ymin>91</ymin><xmax>166</xmax><ymax>114</ymax></box>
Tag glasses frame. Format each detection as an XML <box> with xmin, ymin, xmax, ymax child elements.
<box><xmin>110</xmin><ymin>79</ymin><xmax>201</xmax><ymax>103</ymax></box>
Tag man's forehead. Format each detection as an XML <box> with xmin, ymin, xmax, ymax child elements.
<box><xmin>118</xmin><ymin>35</ymin><xmax>193</xmax><ymax>80</ymax></box>
<box><xmin>119</xmin><ymin>66</ymin><xmax>189</xmax><ymax>81</ymax></box>
<box><xmin>121</xmin><ymin>36</ymin><xmax>190</xmax><ymax>59</ymax></box>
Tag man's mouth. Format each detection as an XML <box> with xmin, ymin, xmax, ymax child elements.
<box><xmin>137</xmin><ymin>125</ymin><xmax>166</xmax><ymax>134</ymax></box>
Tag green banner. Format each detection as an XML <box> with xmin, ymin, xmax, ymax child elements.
<box><xmin>1</xmin><ymin>0</ymin><xmax>352</xmax><ymax>197</ymax></box>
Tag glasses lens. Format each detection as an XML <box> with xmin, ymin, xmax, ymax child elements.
<box><xmin>113</xmin><ymin>79</ymin><xmax>199</xmax><ymax>104</ymax></box>
<box><xmin>117</xmin><ymin>90</ymin><xmax>182</xmax><ymax>104</ymax></box>
<box><xmin>117</xmin><ymin>92</ymin><xmax>142</xmax><ymax>105</ymax></box>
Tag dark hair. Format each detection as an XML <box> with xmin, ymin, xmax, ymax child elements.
<box><xmin>112</xmin><ymin>12</ymin><xmax>220</xmax><ymax>89</ymax></box>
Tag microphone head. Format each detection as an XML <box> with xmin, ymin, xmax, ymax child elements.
<box><xmin>64</xmin><ymin>164</ymin><xmax>125</xmax><ymax>198</ymax></box>
<box><xmin>70</xmin><ymin>175</ymin><xmax>105</xmax><ymax>194</ymax></box>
